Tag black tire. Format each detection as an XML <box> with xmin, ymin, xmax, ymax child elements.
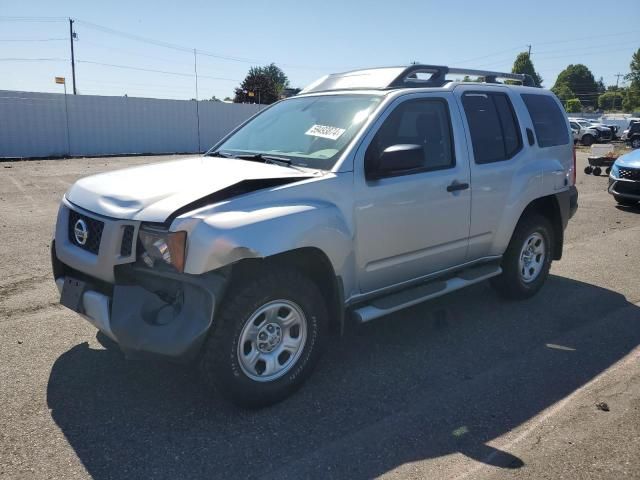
<box><xmin>631</xmin><ymin>137</ymin><xmax>640</xmax><ymax>149</ymax></box>
<box><xmin>491</xmin><ymin>214</ymin><xmax>553</xmax><ymax>300</ymax></box>
<box><xmin>614</xmin><ymin>195</ymin><xmax>638</xmax><ymax>207</ymax></box>
<box><xmin>199</xmin><ymin>266</ymin><xmax>328</xmax><ymax>408</ymax></box>
<box><xmin>581</xmin><ymin>134</ymin><xmax>594</xmax><ymax>146</ymax></box>
<box><xmin>606</xmin><ymin>167</ymin><xmax>611</xmax><ymax>175</ymax></box>
<box><xmin>593</xmin><ymin>166</ymin><xmax>602</xmax><ymax>176</ymax></box>
<box><xmin>584</xmin><ymin>166</ymin><xmax>593</xmax><ymax>175</ymax></box>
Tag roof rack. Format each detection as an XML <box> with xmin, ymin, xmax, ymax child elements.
<box><xmin>300</xmin><ymin>64</ymin><xmax>535</xmax><ymax>94</ymax></box>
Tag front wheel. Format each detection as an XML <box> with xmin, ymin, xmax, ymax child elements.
<box><xmin>199</xmin><ymin>267</ymin><xmax>328</xmax><ymax>408</ymax></box>
<box><xmin>491</xmin><ymin>214</ymin><xmax>553</xmax><ymax>300</ymax></box>
<box><xmin>581</xmin><ymin>134</ymin><xmax>594</xmax><ymax>146</ymax></box>
<box><xmin>631</xmin><ymin>137</ymin><xmax>640</xmax><ymax>149</ymax></box>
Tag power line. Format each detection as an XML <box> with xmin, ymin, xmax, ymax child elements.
<box><xmin>532</xmin><ymin>47</ymin><xmax>638</xmax><ymax>62</ymax></box>
<box><xmin>0</xmin><ymin>16</ymin><xmax>67</xmax><ymax>22</ymax></box>
<box><xmin>533</xmin><ymin>41</ymin><xmax>636</xmax><ymax>57</ymax></box>
<box><xmin>533</xmin><ymin>30</ymin><xmax>640</xmax><ymax>46</ymax></box>
<box><xmin>73</xmin><ymin>18</ymin><xmax>340</xmax><ymax>70</ymax></box>
<box><xmin>452</xmin><ymin>46</ymin><xmax>527</xmax><ymax>65</ymax></box>
<box><xmin>0</xmin><ymin>38</ymin><xmax>66</xmax><ymax>42</ymax></box>
<box><xmin>78</xmin><ymin>38</ymin><xmax>194</xmax><ymax>67</ymax></box>
<box><xmin>76</xmin><ymin>59</ymin><xmax>239</xmax><ymax>81</ymax></box>
<box><xmin>0</xmin><ymin>57</ymin><xmax>68</xmax><ymax>62</ymax></box>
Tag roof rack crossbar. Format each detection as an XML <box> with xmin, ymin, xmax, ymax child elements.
<box><xmin>447</xmin><ymin>67</ymin><xmax>534</xmax><ymax>86</ymax></box>
<box><xmin>300</xmin><ymin>64</ymin><xmax>536</xmax><ymax>94</ymax></box>
<box><xmin>389</xmin><ymin>65</ymin><xmax>535</xmax><ymax>88</ymax></box>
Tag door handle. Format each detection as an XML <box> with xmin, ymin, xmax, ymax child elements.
<box><xmin>447</xmin><ymin>181</ymin><xmax>469</xmax><ymax>192</ymax></box>
<box><xmin>526</xmin><ymin>128</ymin><xmax>536</xmax><ymax>146</ymax></box>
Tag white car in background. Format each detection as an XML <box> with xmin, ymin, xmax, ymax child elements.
<box><xmin>568</xmin><ymin>118</ymin><xmax>613</xmax><ymax>142</ymax></box>
<box><xmin>569</xmin><ymin>120</ymin><xmax>599</xmax><ymax>146</ymax></box>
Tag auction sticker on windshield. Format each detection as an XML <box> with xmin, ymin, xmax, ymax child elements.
<box><xmin>305</xmin><ymin>124</ymin><xmax>346</xmax><ymax>141</ymax></box>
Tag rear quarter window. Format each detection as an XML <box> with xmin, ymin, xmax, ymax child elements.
<box><xmin>521</xmin><ymin>94</ymin><xmax>569</xmax><ymax>148</ymax></box>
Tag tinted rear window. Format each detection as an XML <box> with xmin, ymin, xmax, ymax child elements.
<box><xmin>461</xmin><ymin>92</ymin><xmax>522</xmax><ymax>164</ymax></box>
<box><xmin>521</xmin><ymin>94</ymin><xmax>569</xmax><ymax>147</ymax></box>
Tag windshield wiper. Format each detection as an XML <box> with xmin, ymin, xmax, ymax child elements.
<box><xmin>205</xmin><ymin>150</ymin><xmax>233</xmax><ymax>158</ymax></box>
<box><xmin>234</xmin><ymin>153</ymin><xmax>292</xmax><ymax>166</ymax></box>
<box><xmin>206</xmin><ymin>151</ymin><xmax>310</xmax><ymax>172</ymax></box>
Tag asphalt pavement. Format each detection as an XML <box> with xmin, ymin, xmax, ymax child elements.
<box><xmin>0</xmin><ymin>151</ymin><xmax>639</xmax><ymax>479</ymax></box>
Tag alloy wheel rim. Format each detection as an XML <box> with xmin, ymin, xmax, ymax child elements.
<box><xmin>518</xmin><ymin>232</ymin><xmax>546</xmax><ymax>283</ymax></box>
<box><xmin>237</xmin><ymin>300</ymin><xmax>307</xmax><ymax>382</ymax></box>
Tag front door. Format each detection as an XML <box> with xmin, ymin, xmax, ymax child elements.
<box><xmin>354</xmin><ymin>93</ymin><xmax>471</xmax><ymax>294</ymax></box>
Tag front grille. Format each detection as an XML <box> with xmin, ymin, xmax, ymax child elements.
<box><xmin>120</xmin><ymin>225</ymin><xmax>135</xmax><ymax>256</ymax></box>
<box><xmin>68</xmin><ymin>209</ymin><xmax>104</xmax><ymax>254</ymax></box>
<box><xmin>599</xmin><ymin>130</ymin><xmax>612</xmax><ymax>140</ymax></box>
<box><xmin>614</xmin><ymin>181</ymin><xmax>640</xmax><ymax>195</ymax></box>
<box><xmin>619</xmin><ymin>167</ymin><xmax>640</xmax><ymax>181</ymax></box>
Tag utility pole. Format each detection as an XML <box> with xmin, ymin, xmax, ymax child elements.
<box><xmin>193</xmin><ymin>48</ymin><xmax>201</xmax><ymax>153</ymax></box>
<box><xmin>68</xmin><ymin>18</ymin><xmax>77</xmax><ymax>95</ymax></box>
<box><xmin>527</xmin><ymin>44</ymin><xmax>532</xmax><ymax>57</ymax></box>
<box><xmin>614</xmin><ymin>73</ymin><xmax>624</xmax><ymax>111</ymax></box>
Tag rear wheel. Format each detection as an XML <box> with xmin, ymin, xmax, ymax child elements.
<box><xmin>614</xmin><ymin>195</ymin><xmax>638</xmax><ymax>207</ymax></box>
<box><xmin>631</xmin><ymin>137</ymin><xmax>640</xmax><ymax>149</ymax></box>
<box><xmin>593</xmin><ymin>166</ymin><xmax>602</xmax><ymax>176</ymax></box>
<box><xmin>581</xmin><ymin>134</ymin><xmax>594</xmax><ymax>146</ymax></box>
<box><xmin>491</xmin><ymin>214</ymin><xmax>553</xmax><ymax>300</ymax></box>
<box><xmin>199</xmin><ymin>266</ymin><xmax>328</xmax><ymax>408</ymax></box>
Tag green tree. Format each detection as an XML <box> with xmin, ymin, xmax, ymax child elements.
<box><xmin>565</xmin><ymin>98</ymin><xmax>583</xmax><ymax>113</ymax></box>
<box><xmin>625</xmin><ymin>48</ymin><xmax>640</xmax><ymax>86</ymax></box>
<box><xmin>622</xmin><ymin>48</ymin><xmax>640</xmax><ymax>112</ymax></box>
<box><xmin>598</xmin><ymin>91</ymin><xmax>623</xmax><ymax>111</ymax></box>
<box><xmin>233</xmin><ymin>63</ymin><xmax>289</xmax><ymax>105</ymax></box>
<box><xmin>622</xmin><ymin>87</ymin><xmax>640</xmax><ymax>113</ymax></box>
<box><xmin>511</xmin><ymin>52</ymin><xmax>543</xmax><ymax>86</ymax></box>
<box><xmin>551</xmin><ymin>83</ymin><xmax>574</xmax><ymax>104</ymax></box>
<box><xmin>552</xmin><ymin>64</ymin><xmax>598</xmax><ymax>107</ymax></box>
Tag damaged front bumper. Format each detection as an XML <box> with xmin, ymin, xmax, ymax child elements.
<box><xmin>52</xmin><ymin>242</ymin><xmax>227</xmax><ymax>361</ymax></box>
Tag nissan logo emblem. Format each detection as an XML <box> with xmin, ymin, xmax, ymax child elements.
<box><xmin>74</xmin><ymin>218</ymin><xmax>89</xmax><ymax>246</ymax></box>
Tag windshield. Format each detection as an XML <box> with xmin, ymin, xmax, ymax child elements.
<box><xmin>208</xmin><ymin>94</ymin><xmax>382</xmax><ymax>170</ymax></box>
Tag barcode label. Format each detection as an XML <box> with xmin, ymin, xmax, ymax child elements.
<box><xmin>305</xmin><ymin>124</ymin><xmax>346</xmax><ymax>141</ymax></box>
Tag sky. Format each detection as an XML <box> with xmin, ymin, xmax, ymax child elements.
<box><xmin>1</xmin><ymin>0</ymin><xmax>638</xmax><ymax>100</ymax></box>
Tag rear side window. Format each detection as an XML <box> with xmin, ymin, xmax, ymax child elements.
<box><xmin>521</xmin><ymin>94</ymin><xmax>569</xmax><ymax>147</ymax></box>
<box><xmin>461</xmin><ymin>92</ymin><xmax>522</xmax><ymax>164</ymax></box>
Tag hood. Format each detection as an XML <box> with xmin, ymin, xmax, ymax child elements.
<box><xmin>615</xmin><ymin>149</ymin><xmax>640</xmax><ymax>169</ymax></box>
<box><xmin>66</xmin><ymin>156</ymin><xmax>314</xmax><ymax>222</ymax></box>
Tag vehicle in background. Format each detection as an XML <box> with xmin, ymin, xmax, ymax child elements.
<box><xmin>621</xmin><ymin>118</ymin><xmax>640</xmax><ymax>145</ymax></box>
<box><xmin>622</xmin><ymin>121</ymin><xmax>640</xmax><ymax>149</ymax></box>
<box><xmin>568</xmin><ymin>117</ymin><xmax>614</xmax><ymax>142</ymax></box>
<box><xmin>590</xmin><ymin>120</ymin><xmax>618</xmax><ymax>139</ymax></box>
<box><xmin>609</xmin><ymin>149</ymin><xmax>640</xmax><ymax>206</ymax></box>
<box><xmin>569</xmin><ymin>120</ymin><xmax>599</xmax><ymax>146</ymax></box>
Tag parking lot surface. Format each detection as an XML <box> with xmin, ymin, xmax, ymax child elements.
<box><xmin>1</xmin><ymin>152</ymin><xmax>639</xmax><ymax>479</ymax></box>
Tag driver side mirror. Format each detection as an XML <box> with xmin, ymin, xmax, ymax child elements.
<box><xmin>366</xmin><ymin>144</ymin><xmax>424</xmax><ymax>180</ymax></box>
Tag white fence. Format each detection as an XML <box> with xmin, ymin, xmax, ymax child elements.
<box><xmin>0</xmin><ymin>90</ymin><xmax>263</xmax><ymax>158</ymax></box>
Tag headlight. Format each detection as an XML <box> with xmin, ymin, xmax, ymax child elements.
<box><xmin>610</xmin><ymin>164</ymin><xmax>620</xmax><ymax>178</ymax></box>
<box><xmin>138</xmin><ymin>226</ymin><xmax>187</xmax><ymax>273</ymax></box>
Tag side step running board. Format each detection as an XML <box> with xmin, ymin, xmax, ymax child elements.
<box><xmin>352</xmin><ymin>263</ymin><xmax>502</xmax><ymax>323</ymax></box>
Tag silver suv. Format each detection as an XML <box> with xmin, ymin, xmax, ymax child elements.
<box><xmin>52</xmin><ymin>65</ymin><xmax>578</xmax><ymax>407</ymax></box>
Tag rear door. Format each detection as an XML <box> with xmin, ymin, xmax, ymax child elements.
<box><xmin>454</xmin><ymin>86</ymin><xmax>540</xmax><ymax>260</ymax></box>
